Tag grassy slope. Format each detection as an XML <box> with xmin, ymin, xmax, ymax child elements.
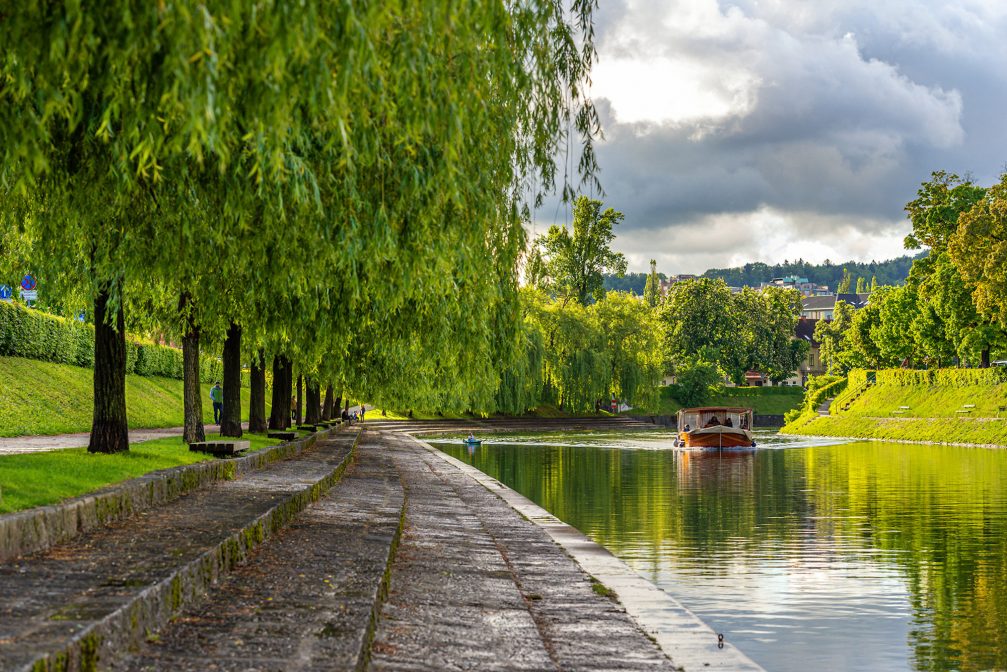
<box><xmin>0</xmin><ymin>356</ymin><xmax>267</xmax><ymax>437</ymax></box>
<box><xmin>636</xmin><ymin>386</ymin><xmax>805</xmax><ymax>417</ymax></box>
<box><xmin>786</xmin><ymin>380</ymin><xmax>1007</xmax><ymax>445</ymax></box>
<box><xmin>0</xmin><ymin>432</ymin><xmax>281</xmax><ymax>513</ymax></box>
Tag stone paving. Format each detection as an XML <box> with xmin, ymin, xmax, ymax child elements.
<box><xmin>369</xmin><ymin>433</ymin><xmax>678</xmax><ymax>671</ymax></box>
<box><xmin>0</xmin><ymin>430</ymin><xmax>358</xmax><ymax>671</ymax></box>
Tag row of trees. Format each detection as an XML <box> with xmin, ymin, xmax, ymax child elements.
<box><xmin>501</xmin><ymin>196</ymin><xmax>808</xmax><ymax>413</ymax></box>
<box><xmin>817</xmin><ymin>172</ymin><xmax>1007</xmax><ymax>373</ymax></box>
<box><xmin>0</xmin><ymin>2</ymin><xmax>601</xmax><ymax>452</ymax></box>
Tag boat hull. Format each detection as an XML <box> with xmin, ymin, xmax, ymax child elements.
<box><xmin>679</xmin><ymin>429</ymin><xmax>754</xmax><ymax>449</ymax></box>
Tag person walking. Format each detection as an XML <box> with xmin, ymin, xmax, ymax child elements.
<box><xmin>210</xmin><ymin>381</ymin><xmax>223</xmax><ymax>425</ymax></box>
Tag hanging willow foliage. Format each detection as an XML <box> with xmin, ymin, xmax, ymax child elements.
<box><xmin>0</xmin><ymin>1</ymin><xmax>601</xmax><ymax>445</ymax></box>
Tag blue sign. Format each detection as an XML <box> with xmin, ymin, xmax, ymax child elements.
<box><xmin>21</xmin><ymin>274</ymin><xmax>36</xmax><ymax>291</ymax></box>
<box><xmin>0</xmin><ymin>285</ymin><xmax>11</xmax><ymax>301</ymax></box>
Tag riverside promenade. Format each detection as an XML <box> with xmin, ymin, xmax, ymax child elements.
<box><xmin>0</xmin><ymin>418</ymin><xmax>761</xmax><ymax>671</ymax></box>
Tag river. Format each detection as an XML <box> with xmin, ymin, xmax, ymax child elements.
<box><xmin>431</xmin><ymin>429</ymin><xmax>1007</xmax><ymax>671</ymax></box>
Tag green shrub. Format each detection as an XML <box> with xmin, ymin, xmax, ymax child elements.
<box><xmin>0</xmin><ymin>301</ymin><xmax>220</xmax><ymax>381</ymax></box>
<box><xmin>875</xmin><ymin>367</ymin><xmax>1007</xmax><ymax>387</ymax></box>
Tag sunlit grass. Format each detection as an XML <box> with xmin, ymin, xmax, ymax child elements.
<box><xmin>0</xmin><ymin>356</ymin><xmax>269</xmax><ymax>437</ymax></box>
<box><xmin>0</xmin><ymin>432</ymin><xmax>280</xmax><ymax>513</ymax></box>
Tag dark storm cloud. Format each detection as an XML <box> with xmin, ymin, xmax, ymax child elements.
<box><xmin>535</xmin><ymin>1</ymin><xmax>1007</xmax><ymax>272</ymax></box>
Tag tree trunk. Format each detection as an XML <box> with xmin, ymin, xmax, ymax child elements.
<box><xmin>89</xmin><ymin>285</ymin><xmax>129</xmax><ymax>454</ymax></box>
<box><xmin>322</xmin><ymin>384</ymin><xmax>334</xmax><ymax>421</ymax></box>
<box><xmin>982</xmin><ymin>347</ymin><xmax>991</xmax><ymax>368</ymax></box>
<box><xmin>180</xmin><ymin>293</ymin><xmax>205</xmax><ymax>444</ymax></box>
<box><xmin>269</xmin><ymin>354</ymin><xmax>291</xmax><ymax>429</ymax></box>
<box><xmin>306</xmin><ymin>377</ymin><xmax>321</xmax><ymax>424</ymax></box>
<box><xmin>296</xmin><ymin>374</ymin><xmax>303</xmax><ymax>425</ymax></box>
<box><xmin>249</xmin><ymin>348</ymin><xmax>268</xmax><ymax>432</ymax></box>
<box><xmin>220</xmin><ymin>321</ymin><xmax>243</xmax><ymax>437</ymax></box>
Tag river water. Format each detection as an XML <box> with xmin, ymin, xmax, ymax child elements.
<box><xmin>431</xmin><ymin>429</ymin><xmax>1007</xmax><ymax>672</ymax></box>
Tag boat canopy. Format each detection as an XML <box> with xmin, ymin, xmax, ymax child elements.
<box><xmin>677</xmin><ymin>407</ymin><xmax>752</xmax><ymax>431</ymax></box>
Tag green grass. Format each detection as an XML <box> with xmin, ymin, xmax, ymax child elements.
<box><xmin>783</xmin><ymin>378</ymin><xmax>1007</xmax><ymax>445</ymax></box>
<box><xmin>790</xmin><ymin>414</ymin><xmax>1007</xmax><ymax>446</ymax></box>
<box><xmin>633</xmin><ymin>385</ymin><xmax>804</xmax><ymax>416</ymax></box>
<box><xmin>0</xmin><ymin>356</ymin><xmax>268</xmax><ymax>437</ymax></box>
<box><xmin>0</xmin><ymin>432</ymin><xmax>281</xmax><ymax>513</ymax></box>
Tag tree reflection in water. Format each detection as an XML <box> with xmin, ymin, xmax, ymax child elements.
<box><xmin>436</xmin><ymin>432</ymin><xmax>1007</xmax><ymax>672</ymax></box>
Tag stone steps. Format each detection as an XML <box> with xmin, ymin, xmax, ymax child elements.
<box><xmin>113</xmin><ymin>437</ymin><xmax>405</xmax><ymax>671</ymax></box>
<box><xmin>0</xmin><ymin>430</ymin><xmax>359</xmax><ymax>672</ymax></box>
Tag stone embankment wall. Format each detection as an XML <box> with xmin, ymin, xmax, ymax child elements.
<box><xmin>0</xmin><ymin>431</ymin><xmax>330</xmax><ymax>562</ymax></box>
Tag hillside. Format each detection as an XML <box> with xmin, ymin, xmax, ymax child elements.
<box><xmin>0</xmin><ymin>356</ymin><xmax>261</xmax><ymax>437</ymax></box>
<box><xmin>703</xmin><ymin>253</ymin><xmax>923</xmax><ymax>289</ymax></box>
<box><xmin>782</xmin><ymin>369</ymin><xmax>1007</xmax><ymax>446</ymax></box>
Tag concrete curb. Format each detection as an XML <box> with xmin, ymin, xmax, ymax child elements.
<box><xmin>411</xmin><ymin>437</ymin><xmax>765</xmax><ymax>672</ymax></box>
<box><xmin>21</xmin><ymin>429</ymin><xmax>360</xmax><ymax>672</ymax></box>
<box><xmin>0</xmin><ymin>428</ymin><xmax>340</xmax><ymax>563</ymax></box>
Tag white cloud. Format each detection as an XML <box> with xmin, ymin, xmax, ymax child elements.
<box><xmin>610</xmin><ymin>207</ymin><xmax>909</xmax><ymax>275</ymax></box>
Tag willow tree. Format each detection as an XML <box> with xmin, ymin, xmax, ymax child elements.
<box><xmin>2</xmin><ymin>0</ymin><xmax>602</xmax><ymax>451</ymax></box>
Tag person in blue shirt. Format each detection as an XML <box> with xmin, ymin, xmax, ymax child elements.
<box><xmin>210</xmin><ymin>381</ymin><xmax>223</xmax><ymax>425</ymax></box>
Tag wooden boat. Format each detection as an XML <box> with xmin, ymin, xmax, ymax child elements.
<box><xmin>675</xmin><ymin>407</ymin><xmax>755</xmax><ymax>450</ymax></box>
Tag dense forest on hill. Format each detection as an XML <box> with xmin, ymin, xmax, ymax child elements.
<box><xmin>604</xmin><ymin>253</ymin><xmax>924</xmax><ymax>294</ymax></box>
<box><xmin>702</xmin><ymin>254</ymin><xmax>923</xmax><ymax>289</ymax></box>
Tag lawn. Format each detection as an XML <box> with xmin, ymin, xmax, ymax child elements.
<box><xmin>0</xmin><ymin>356</ymin><xmax>268</xmax><ymax>437</ymax></box>
<box><xmin>0</xmin><ymin>432</ymin><xmax>281</xmax><ymax>513</ymax></box>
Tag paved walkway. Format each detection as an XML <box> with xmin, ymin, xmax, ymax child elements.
<box><xmin>370</xmin><ymin>433</ymin><xmax>677</xmax><ymax>671</ymax></box>
<box><xmin>0</xmin><ymin>423</ymin><xmax>248</xmax><ymax>456</ymax></box>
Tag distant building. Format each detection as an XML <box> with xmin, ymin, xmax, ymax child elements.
<box><xmin>800</xmin><ymin>293</ymin><xmax>870</xmax><ymax>320</ymax></box>
<box><xmin>787</xmin><ymin>317</ymin><xmax>826</xmax><ymax>386</ymax></box>
<box><xmin>761</xmin><ymin>275</ymin><xmax>830</xmax><ymax>297</ymax></box>
<box><xmin>658</xmin><ymin>274</ymin><xmax>698</xmax><ymax>295</ymax></box>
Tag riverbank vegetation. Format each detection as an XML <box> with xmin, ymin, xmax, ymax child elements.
<box><xmin>815</xmin><ymin>173</ymin><xmax>1006</xmax><ymax>374</ymax></box>
<box><xmin>784</xmin><ymin>367</ymin><xmax>1007</xmax><ymax>445</ymax></box>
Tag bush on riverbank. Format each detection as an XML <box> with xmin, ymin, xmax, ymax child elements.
<box><xmin>637</xmin><ymin>384</ymin><xmax>804</xmax><ymax>417</ymax></box>
<box><xmin>0</xmin><ymin>356</ymin><xmax>261</xmax><ymax>437</ymax></box>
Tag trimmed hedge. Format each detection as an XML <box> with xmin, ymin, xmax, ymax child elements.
<box><xmin>0</xmin><ymin>301</ymin><xmax>222</xmax><ymax>381</ymax></box>
<box><xmin>875</xmin><ymin>367</ymin><xmax>1007</xmax><ymax>387</ymax></box>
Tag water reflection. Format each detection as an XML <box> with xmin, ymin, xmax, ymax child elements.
<box><xmin>432</xmin><ymin>431</ymin><xmax>1007</xmax><ymax>672</ymax></box>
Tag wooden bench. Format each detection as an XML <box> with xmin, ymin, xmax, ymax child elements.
<box><xmin>266</xmin><ymin>431</ymin><xmax>297</xmax><ymax>441</ymax></box>
<box><xmin>955</xmin><ymin>409</ymin><xmax>972</xmax><ymax>414</ymax></box>
<box><xmin>188</xmin><ymin>440</ymin><xmax>250</xmax><ymax>457</ymax></box>
<box><xmin>963</xmin><ymin>404</ymin><xmax>976</xmax><ymax>409</ymax></box>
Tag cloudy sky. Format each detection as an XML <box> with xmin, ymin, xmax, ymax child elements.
<box><xmin>535</xmin><ymin>0</ymin><xmax>1007</xmax><ymax>274</ymax></box>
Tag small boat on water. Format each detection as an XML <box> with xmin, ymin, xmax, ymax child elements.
<box><xmin>462</xmin><ymin>436</ymin><xmax>482</xmax><ymax>446</ymax></box>
<box><xmin>675</xmin><ymin>407</ymin><xmax>756</xmax><ymax>450</ymax></box>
